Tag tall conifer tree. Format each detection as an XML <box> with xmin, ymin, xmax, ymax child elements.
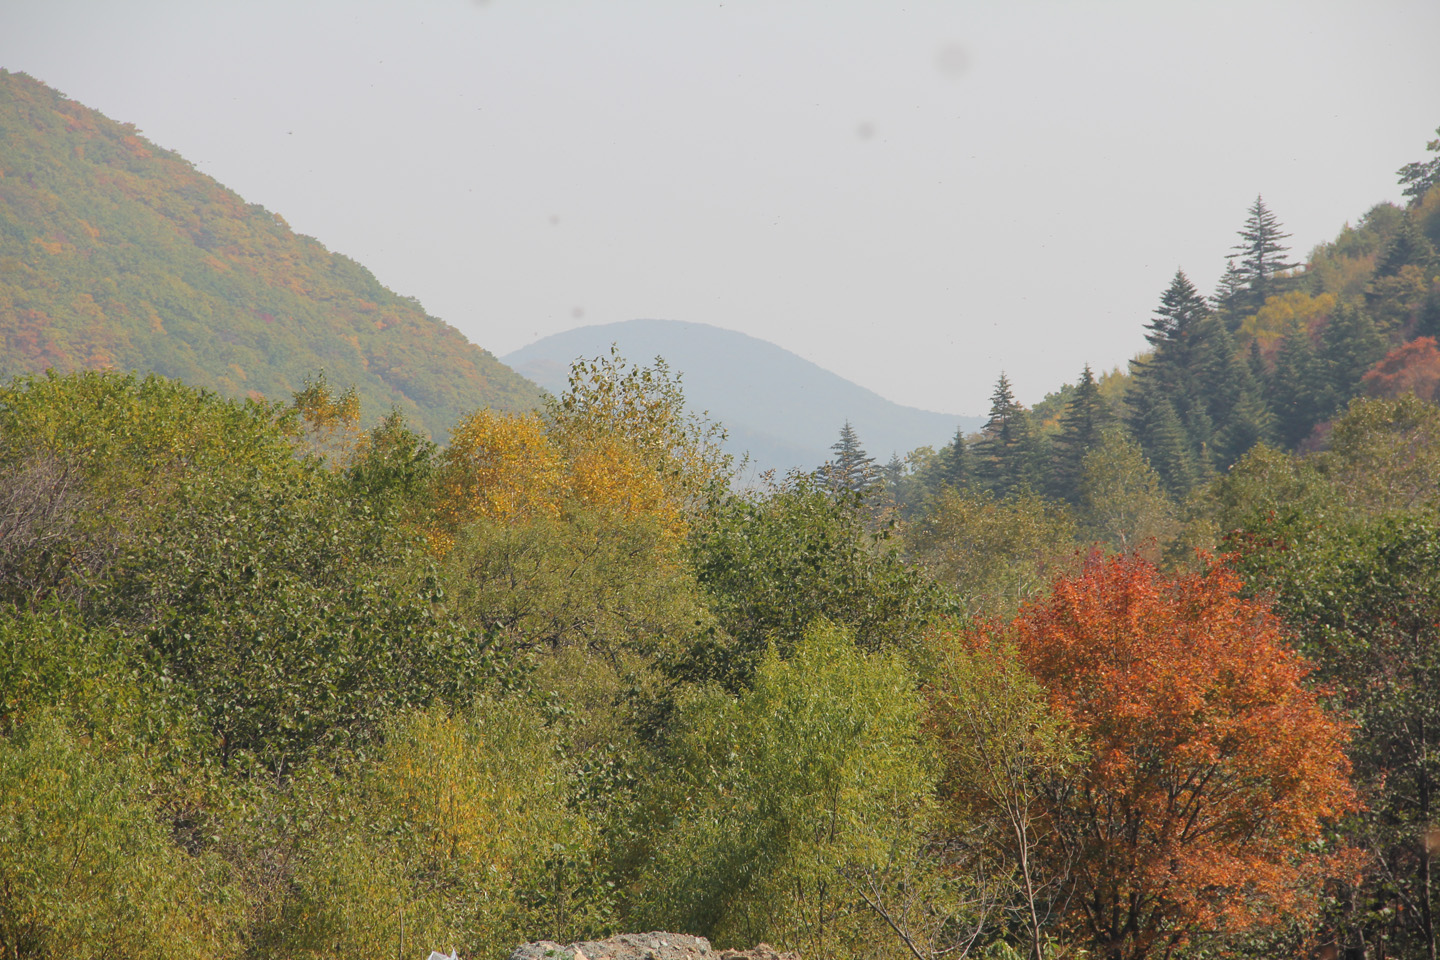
<box><xmin>1268</xmin><ymin>323</ymin><xmax>1323</xmax><ymax>448</ymax></box>
<box><xmin>975</xmin><ymin>373</ymin><xmax>1040</xmax><ymax>497</ymax></box>
<box><xmin>1373</xmin><ymin>212</ymin><xmax>1437</xmax><ymax>279</ymax></box>
<box><xmin>1319</xmin><ymin>302</ymin><xmax>1386</xmax><ymax>413</ymax></box>
<box><xmin>1050</xmin><ymin>364</ymin><xmax>1108</xmax><ymax>503</ymax></box>
<box><xmin>937</xmin><ymin>427</ymin><xmax>971</xmax><ymax>491</ymax></box>
<box><xmin>1211</xmin><ymin>258</ymin><xmax>1249</xmax><ymax>333</ymax></box>
<box><xmin>1231</xmin><ymin>195</ymin><xmax>1298</xmax><ymax>318</ymax></box>
<box><xmin>1128</xmin><ymin>271</ymin><xmax>1215</xmax><ymax>490</ymax></box>
<box><xmin>1197</xmin><ymin>317</ymin><xmax>1270</xmax><ymax>468</ymax></box>
<box><xmin>1127</xmin><ymin>384</ymin><xmax>1197</xmax><ymax>497</ymax></box>
<box><xmin>822</xmin><ymin>421</ymin><xmax>879</xmax><ymax>496</ymax></box>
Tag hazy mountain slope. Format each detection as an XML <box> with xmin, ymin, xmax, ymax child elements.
<box><xmin>0</xmin><ymin>70</ymin><xmax>540</xmax><ymax>439</ymax></box>
<box><xmin>504</xmin><ymin>318</ymin><xmax>982</xmax><ymax>474</ymax></box>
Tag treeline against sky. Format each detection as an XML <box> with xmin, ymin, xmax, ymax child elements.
<box><xmin>866</xmin><ymin>128</ymin><xmax>1440</xmax><ymax>525</ymax></box>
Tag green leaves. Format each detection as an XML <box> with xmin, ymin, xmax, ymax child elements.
<box><xmin>0</xmin><ymin>715</ymin><xmax>244</xmax><ymax>959</ymax></box>
<box><xmin>688</xmin><ymin>479</ymin><xmax>951</xmax><ymax>688</ymax></box>
<box><xmin>636</xmin><ymin>622</ymin><xmax>934</xmax><ymax>957</ymax></box>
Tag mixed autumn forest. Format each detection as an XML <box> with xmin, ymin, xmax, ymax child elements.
<box><xmin>5</xmin><ymin>68</ymin><xmax>1440</xmax><ymax>960</ymax></box>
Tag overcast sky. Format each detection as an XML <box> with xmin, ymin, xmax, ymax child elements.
<box><xmin>3</xmin><ymin>1</ymin><xmax>1438</xmax><ymax>414</ymax></box>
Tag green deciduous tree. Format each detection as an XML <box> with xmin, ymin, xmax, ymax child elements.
<box><xmin>1233</xmin><ymin>514</ymin><xmax>1440</xmax><ymax>960</ymax></box>
<box><xmin>636</xmin><ymin>621</ymin><xmax>936</xmax><ymax>960</ymax></box>
<box><xmin>686</xmin><ymin>478</ymin><xmax>951</xmax><ymax>690</ymax></box>
<box><xmin>928</xmin><ymin>635</ymin><xmax>1080</xmax><ymax>960</ymax></box>
<box><xmin>904</xmin><ymin>487</ymin><xmax>1078</xmax><ymax>619</ymax></box>
<box><xmin>263</xmin><ymin>697</ymin><xmax>602</xmax><ymax>960</ymax></box>
<box><xmin>1075</xmin><ymin>431</ymin><xmax>1178</xmax><ymax>561</ymax></box>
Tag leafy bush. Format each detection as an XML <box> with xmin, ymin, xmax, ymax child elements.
<box><xmin>0</xmin><ymin>716</ymin><xmax>242</xmax><ymax>959</ymax></box>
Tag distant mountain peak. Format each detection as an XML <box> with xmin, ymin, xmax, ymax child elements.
<box><xmin>504</xmin><ymin>318</ymin><xmax>980</xmax><ymax>474</ymax></box>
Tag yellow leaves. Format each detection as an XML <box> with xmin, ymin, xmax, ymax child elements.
<box><xmin>569</xmin><ymin>435</ymin><xmax>685</xmax><ymax>540</ymax></box>
<box><xmin>1240</xmin><ymin>290</ymin><xmax>1336</xmax><ymax>351</ymax></box>
<box><xmin>290</xmin><ymin>371</ymin><xmax>361</xmax><ymax>468</ymax></box>
<box><xmin>433</xmin><ymin>410</ymin><xmax>563</xmax><ymax>530</ymax></box>
<box><xmin>431</xmin><ymin>405</ymin><xmax>693</xmax><ymax>547</ymax></box>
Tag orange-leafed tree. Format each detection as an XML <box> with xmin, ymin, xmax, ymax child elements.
<box><xmin>1005</xmin><ymin>554</ymin><xmax>1357</xmax><ymax>960</ymax></box>
<box><xmin>1361</xmin><ymin>336</ymin><xmax>1440</xmax><ymax>402</ymax></box>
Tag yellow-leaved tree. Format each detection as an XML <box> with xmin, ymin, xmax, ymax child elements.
<box><xmin>429</xmin><ymin>349</ymin><xmax>728</xmax><ymax>550</ymax></box>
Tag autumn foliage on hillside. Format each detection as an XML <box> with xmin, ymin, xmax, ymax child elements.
<box><xmin>0</xmin><ymin>70</ymin><xmax>539</xmax><ymax>439</ymax></box>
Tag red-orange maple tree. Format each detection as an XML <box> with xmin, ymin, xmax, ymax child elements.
<box><xmin>1008</xmin><ymin>554</ymin><xmax>1357</xmax><ymax>960</ymax></box>
<box><xmin>1361</xmin><ymin>336</ymin><xmax>1440</xmax><ymax>402</ymax></box>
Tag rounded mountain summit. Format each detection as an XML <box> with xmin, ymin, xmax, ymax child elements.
<box><xmin>503</xmin><ymin>319</ymin><xmax>981</xmax><ymax>477</ymax></box>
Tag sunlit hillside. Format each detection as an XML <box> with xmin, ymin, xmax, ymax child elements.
<box><xmin>0</xmin><ymin>70</ymin><xmax>540</xmax><ymax>439</ymax></box>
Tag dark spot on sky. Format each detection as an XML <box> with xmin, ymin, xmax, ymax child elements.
<box><xmin>936</xmin><ymin>43</ymin><xmax>969</xmax><ymax>78</ymax></box>
<box><xmin>856</xmin><ymin>121</ymin><xmax>875</xmax><ymax>141</ymax></box>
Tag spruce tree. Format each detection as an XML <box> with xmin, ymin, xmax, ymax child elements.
<box><xmin>975</xmin><ymin>373</ymin><xmax>1040</xmax><ymax>496</ymax></box>
<box><xmin>1127</xmin><ymin>271</ymin><xmax>1217</xmax><ymax>486</ymax></box>
<box><xmin>1268</xmin><ymin>323</ymin><xmax>1323</xmax><ymax>448</ymax></box>
<box><xmin>1248</xmin><ymin>339</ymin><xmax>1268</xmax><ymax>390</ymax></box>
<box><xmin>1231</xmin><ymin>196</ymin><xmax>1298</xmax><ymax>318</ymax></box>
<box><xmin>1373</xmin><ymin>212</ymin><xmax>1436</xmax><ymax>279</ymax></box>
<box><xmin>1126</xmin><ymin>381</ymin><xmax>1197</xmax><ymax>498</ymax></box>
<box><xmin>937</xmin><ymin>427</ymin><xmax>970</xmax><ymax>491</ymax></box>
<box><xmin>822</xmin><ymin>421</ymin><xmax>878</xmax><ymax>496</ymax></box>
<box><xmin>1211</xmin><ymin>258</ymin><xmax>1249</xmax><ymax>333</ymax></box>
<box><xmin>1318</xmin><ymin>301</ymin><xmax>1386</xmax><ymax>411</ymax></box>
<box><xmin>1050</xmin><ymin>364</ymin><xmax>1108</xmax><ymax>503</ymax></box>
<box><xmin>1199</xmin><ymin>318</ymin><xmax>1270</xmax><ymax>466</ymax></box>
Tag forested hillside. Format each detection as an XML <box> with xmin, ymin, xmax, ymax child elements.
<box><xmin>0</xmin><ymin>70</ymin><xmax>540</xmax><ymax>439</ymax></box>
<box><xmin>855</xmin><ymin>131</ymin><xmax>1440</xmax><ymax>532</ymax></box>
<box><xmin>4</xmin><ymin>77</ymin><xmax>1440</xmax><ymax>960</ymax></box>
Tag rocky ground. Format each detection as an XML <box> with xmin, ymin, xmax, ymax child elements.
<box><xmin>508</xmin><ymin>932</ymin><xmax>798</xmax><ymax>960</ymax></box>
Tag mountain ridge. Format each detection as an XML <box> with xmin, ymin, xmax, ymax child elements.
<box><xmin>0</xmin><ymin>70</ymin><xmax>540</xmax><ymax>439</ymax></box>
<box><xmin>504</xmin><ymin>318</ymin><xmax>983</xmax><ymax>475</ymax></box>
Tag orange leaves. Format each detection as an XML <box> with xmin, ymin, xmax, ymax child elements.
<box><xmin>998</xmin><ymin>554</ymin><xmax>1358</xmax><ymax>959</ymax></box>
<box><xmin>1361</xmin><ymin>335</ymin><xmax>1440</xmax><ymax>402</ymax></box>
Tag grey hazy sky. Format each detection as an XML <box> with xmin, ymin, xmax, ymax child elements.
<box><xmin>3</xmin><ymin>1</ymin><xmax>1437</xmax><ymax>415</ymax></box>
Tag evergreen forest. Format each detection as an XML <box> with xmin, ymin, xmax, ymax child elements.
<box><xmin>4</xmin><ymin>69</ymin><xmax>1440</xmax><ymax>960</ymax></box>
